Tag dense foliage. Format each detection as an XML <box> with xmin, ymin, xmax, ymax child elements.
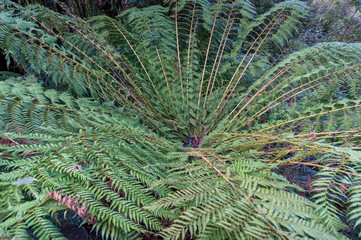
<box><xmin>300</xmin><ymin>0</ymin><xmax>361</xmax><ymax>44</ymax></box>
<box><xmin>1</xmin><ymin>0</ymin><xmax>361</xmax><ymax>239</ymax></box>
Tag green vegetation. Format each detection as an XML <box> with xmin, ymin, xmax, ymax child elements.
<box><xmin>0</xmin><ymin>0</ymin><xmax>361</xmax><ymax>239</ymax></box>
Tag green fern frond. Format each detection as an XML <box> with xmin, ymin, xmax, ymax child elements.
<box><xmin>1</xmin><ymin>0</ymin><xmax>361</xmax><ymax>239</ymax></box>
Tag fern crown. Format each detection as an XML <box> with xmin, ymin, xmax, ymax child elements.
<box><xmin>1</xmin><ymin>0</ymin><xmax>361</xmax><ymax>239</ymax></box>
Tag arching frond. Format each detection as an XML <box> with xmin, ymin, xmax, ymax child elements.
<box><xmin>1</xmin><ymin>0</ymin><xmax>361</xmax><ymax>239</ymax></box>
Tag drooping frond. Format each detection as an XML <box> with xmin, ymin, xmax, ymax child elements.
<box><xmin>1</xmin><ymin>0</ymin><xmax>361</xmax><ymax>239</ymax></box>
<box><xmin>0</xmin><ymin>80</ymin><xmax>180</xmax><ymax>239</ymax></box>
<box><xmin>146</xmin><ymin>153</ymin><xmax>348</xmax><ymax>240</ymax></box>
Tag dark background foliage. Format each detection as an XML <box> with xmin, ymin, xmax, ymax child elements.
<box><xmin>0</xmin><ymin>0</ymin><xmax>361</xmax><ymax>239</ymax></box>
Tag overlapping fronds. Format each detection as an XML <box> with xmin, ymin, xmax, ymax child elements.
<box><xmin>146</xmin><ymin>154</ymin><xmax>348</xmax><ymax>240</ymax></box>
<box><xmin>0</xmin><ymin>0</ymin><xmax>312</xmax><ymax>138</ymax></box>
<box><xmin>1</xmin><ymin>81</ymin><xmax>355</xmax><ymax>240</ymax></box>
<box><xmin>202</xmin><ymin>131</ymin><xmax>361</xmax><ymax>235</ymax></box>
<box><xmin>1</xmin><ymin>0</ymin><xmax>361</xmax><ymax>239</ymax></box>
<box><xmin>0</xmin><ymin>80</ymin><xmax>180</xmax><ymax>239</ymax></box>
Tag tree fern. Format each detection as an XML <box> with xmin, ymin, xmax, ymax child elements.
<box><xmin>1</xmin><ymin>0</ymin><xmax>361</xmax><ymax>239</ymax></box>
<box><xmin>0</xmin><ymin>80</ymin><xmax>180</xmax><ymax>239</ymax></box>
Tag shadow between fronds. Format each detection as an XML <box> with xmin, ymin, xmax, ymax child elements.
<box><xmin>1</xmin><ymin>0</ymin><xmax>361</xmax><ymax>239</ymax></box>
